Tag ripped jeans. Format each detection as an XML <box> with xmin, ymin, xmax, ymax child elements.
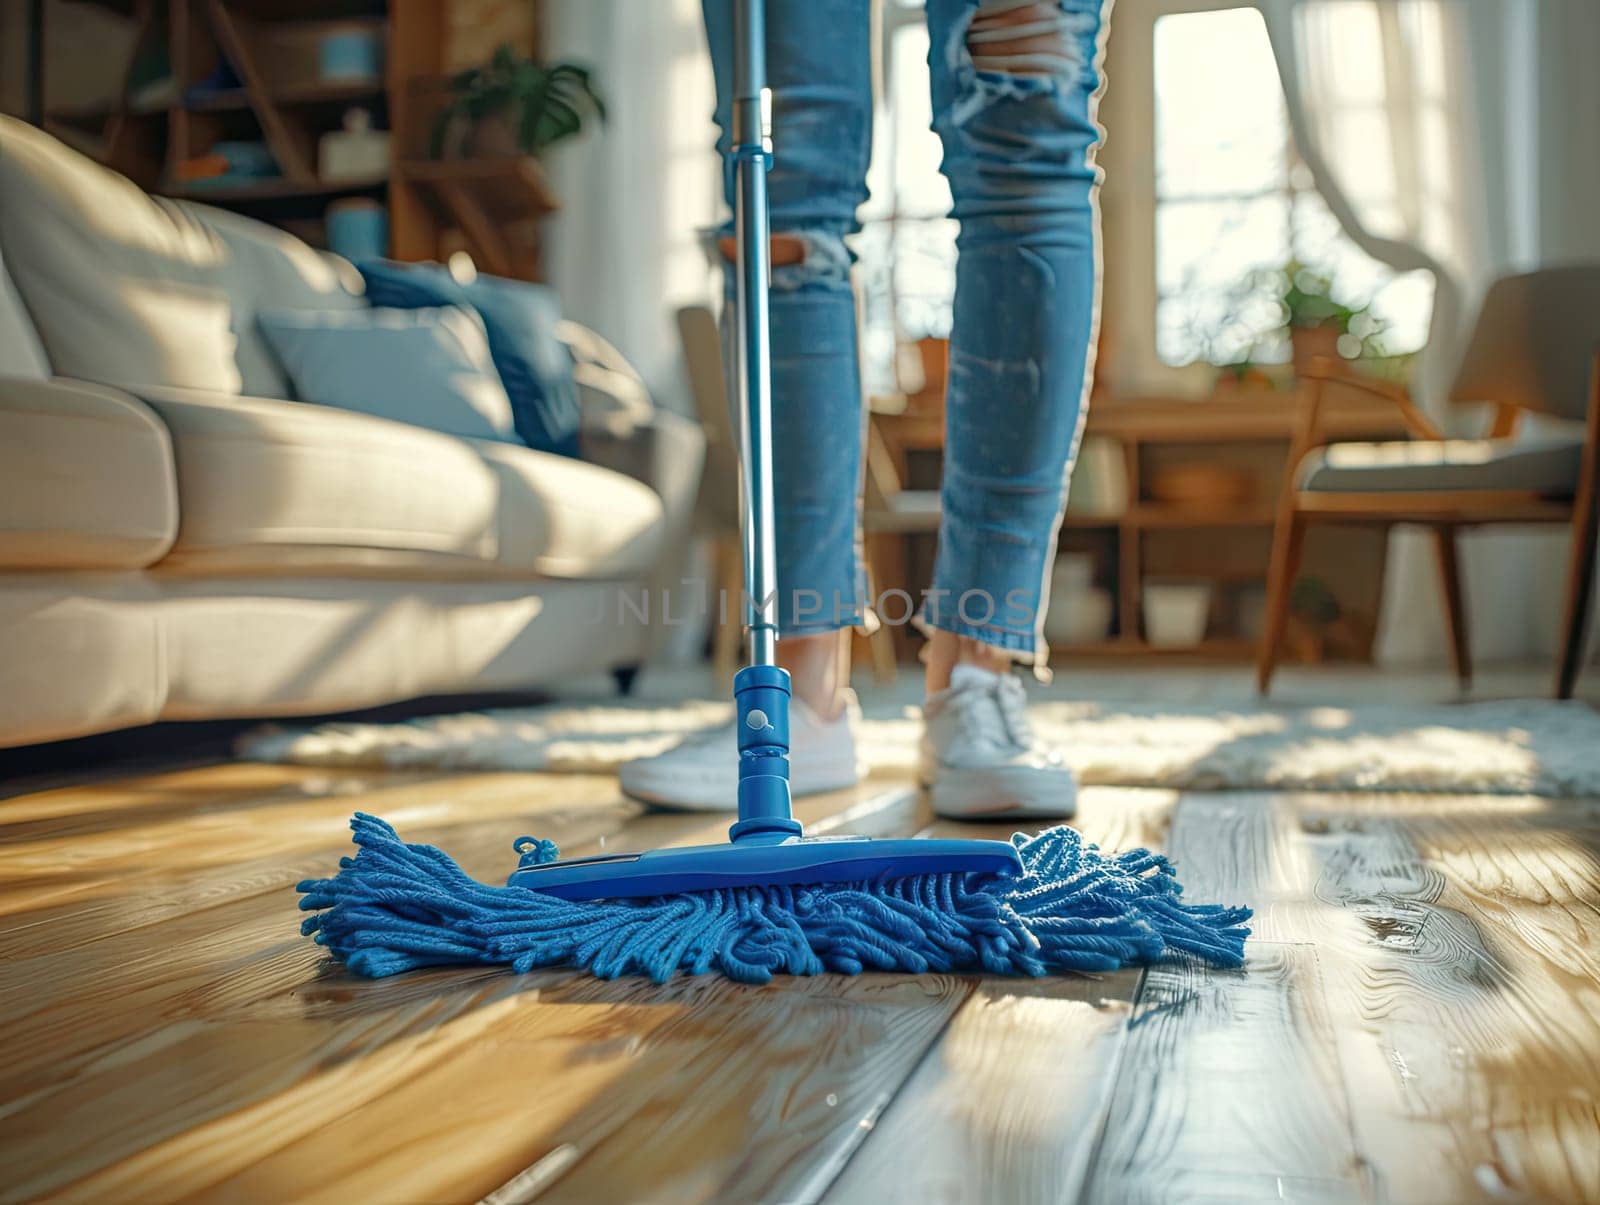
<box><xmin>703</xmin><ymin>0</ymin><xmax>1107</xmax><ymax>665</ymax></box>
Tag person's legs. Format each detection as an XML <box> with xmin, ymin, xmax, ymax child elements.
<box><xmin>923</xmin><ymin>0</ymin><xmax>1106</xmax><ymax>672</ymax></box>
<box><xmin>702</xmin><ymin>0</ymin><xmax>873</xmax><ymax>722</ymax></box>
<box><xmin>619</xmin><ymin>0</ymin><xmax>872</xmax><ymax>809</ymax></box>
<box><xmin>917</xmin><ymin>0</ymin><xmax>1109</xmax><ymax>816</ymax></box>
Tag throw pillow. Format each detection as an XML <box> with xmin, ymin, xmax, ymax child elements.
<box><xmin>257</xmin><ymin>305</ymin><xmax>517</xmax><ymax>442</ymax></box>
<box><xmin>358</xmin><ymin>259</ymin><xmax>581</xmax><ymax>458</ymax></box>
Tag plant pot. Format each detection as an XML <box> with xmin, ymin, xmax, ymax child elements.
<box><xmin>464</xmin><ymin>113</ymin><xmax>521</xmax><ymax>158</ymax></box>
<box><xmin>1143</xmin><ymin>582</ymin><xmax>1212</xmax><ymax>648</ymax></box>
<box><xmin>1290</xmin><ymin>324</ymin><xmax>1342</xmax><ymax>376</ymax></box>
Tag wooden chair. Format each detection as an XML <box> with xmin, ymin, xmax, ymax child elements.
<box><xmin>676</xmin><ymin>305</ymin><xmax>745</xmax><ymax>685</ymax></box>
<box><xmin>1257</xmin><ymin>265</ymin><xmax>1600</xmax><ymax>699</ymax></box>
<box><xmin>861</xmin><ymin>417</ymin><xmax>942</xmax><ymax>681</ymax></box>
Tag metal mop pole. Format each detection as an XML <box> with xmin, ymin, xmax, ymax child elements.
<box><xmin>728</xmin><ymin>0</ymin><xmax>798</xmax><ymax>841</ymax></box>
<box><xmin>732</xmin><ymin>0</ymin><xmax>777</xmax><ymax>671</ymax></box>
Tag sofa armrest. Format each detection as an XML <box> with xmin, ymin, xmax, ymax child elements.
<box><xmin>0</xmin><ymin>375</ymin><xmax>180</xmax><ymax>570</ymax></box>
<box><xmin>559</xmin><ymin>320</ymin><xmax>656</xmax><ymax>434</ymax></box>
<box><xmin>1</xmin><ymin>372</ymin><xmax>151</xmax><ymax>415</ymax></box>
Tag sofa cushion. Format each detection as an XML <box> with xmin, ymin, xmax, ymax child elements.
<box><xmin>257</xmin><ymin>305</ymin><xmax>518</xmax><ymax>442</ymax></box>
<box><xmin>134</xmin><ymin>387</ymin><xmax>663</xmax><ymax>581</ymax></box>
<box><xmin>0</xmin><ymin>378</ymin><xmax>178</xmax><ymax>569</ymax></box>
<box><xmin>1297</xmin><ymin>437</ymin><xmax>1584</xmax><ymax>495</ymax></box>
<box><xmin>136</xmin><ymin>386</ymin><xmax>499</xmax><ymax>576</ymax></box>
<box><xmin>177</xmin><ymin>202</ymin><xmax>364</xmax><ymax>398</ymax></box>
<box><xmin>0</xmin><ymin>117</ymin><xmax>359</xmax><ymax>397</ymax></box>
<box><xmin>0</xmin><ymin>248</ymin><xmax>49</xmax><ymax>380</ymax></box>
<box><xmin>473</xmin><ymin>438</ymin><xmax>665</xmax><ymax>579</ymax></box>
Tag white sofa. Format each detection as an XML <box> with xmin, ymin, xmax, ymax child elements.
<box><xmin>0</xmin><ymin>117</ymin><xmax>703</xmax><ymax>748</ymax></box>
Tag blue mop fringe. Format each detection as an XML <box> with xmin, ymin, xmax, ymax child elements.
<box><xmin>297</xmin><ymin>814</ymin><xmax>1251</xmax><ymax>984</ymax></box>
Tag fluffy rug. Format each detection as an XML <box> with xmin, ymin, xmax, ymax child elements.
<box><xmin>239</xmin><ymin>696</ymin><xmax>1600</xmax><ymax>797</ymax></box>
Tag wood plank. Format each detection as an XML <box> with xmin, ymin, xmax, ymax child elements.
<box><xmin>829</xmin><ymin>973</ymin><xmax>1138</xmax><ymax>1204</ymax></box>
<box><xmin>0</xmin><ymin>773</ymin><xmax>914</xmax><ymax>1076</ymax></box>
<box><xmin>0</xmin><ymin>763</ymin><xmax>939</xmax><ymax>1202</ymax></box>
<box><xmin>1293</xmin><ymin>794</ymin><xmax>1600</xmax><ymax>1204</ymax></box>
<box><xmin>23</xmin><ymin>971</ymin><xmax>968</xmax><ymax>1205</ymax></box>
<box><xmin>1171</xmin><ymin>792</ymin><xmax>1600</xmax><ymax>1204</ymax></box>
<box><xmin>1078</xmin><ymin>795</ymin><xmax>1369</xmax><ymax>1204</ymax></box>
<box><xmin>828</xmin><ymin>788</ymin><xmax>1177</xmax><ymax>1203</ymax></box>
<box><xmin>1082</xmin><ymin>941</ymin><xmax>1368</xmax><ymax>1204</ymax></box>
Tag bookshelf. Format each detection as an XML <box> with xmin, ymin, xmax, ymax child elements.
<box><xmin>871</xmin><ymin>388</ymin><xmax>1410</xmax><ymax>663</ymax></box>
<box><xmin>30</xmin><ymin>0</ymin><xmax>558</xmax><ymax>273</ymax></box>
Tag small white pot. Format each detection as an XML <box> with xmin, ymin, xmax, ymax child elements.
<box><xmin>1044</xmin><ymin>586</ymin><xmax>1113</xmax><ymax>646</ymax></box>
<box><xmin>1143</xmin><ymin>582</ymin><xmax>1212</xmax><ymax>647</ymax></box>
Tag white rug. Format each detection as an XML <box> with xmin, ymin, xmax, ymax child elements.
<box><xmin>238</xmin><ymin>697</ymin><xmax>1600</xmax><ymax>797</ymax></box>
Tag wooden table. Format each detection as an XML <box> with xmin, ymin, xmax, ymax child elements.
<box><xmin>2</xmin><ymin>749</ymin><xmax>1597</xmax><ymax>1202</ymax></box>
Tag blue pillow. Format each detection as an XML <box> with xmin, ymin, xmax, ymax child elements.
<box><xmin>358</xmin><ymin>260</ymin><xmax>582</xmax><ymax>458</ymax></box>
<box><xmin>258</xmin><ymin>305</ymin><xmax>519</xmax><ymax>443</ymax></box>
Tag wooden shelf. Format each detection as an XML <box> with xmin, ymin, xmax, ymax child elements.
<box><xmin>1086</xmin><ymin>392</ymin><xmax>1410</xmax><ymax>442</ymax></box>
<box><xmin>397</xmin><ymin>156</ymin><xmax>561</xmax><ymax>208</ymax></box>
<box><xmin>221</xmin><ymin>1</ymin><xmax>385</xmax><ymax>22</ymax></box>
<box><xmin>185</xmin><ymin>79</ymin><xmax>386</xmax><ymax>112</ymax></box>
<box><xmin>46</xmin><ymin>101</ymin><xmax>166</xmax><ymax>127</ymax></box>
<box><xmin>166</xmin><ymin>172</ymin><xmax>386</xmax><ymax>202</ymax></box>
<box><xmin>34</xmin><ymin>0</ymin><xmax>550</xmax><ymax>268</ymax></box>
<box><xmin>394</xmin><ymin>157</ymin><xmax>561</xmax><ymax>277</ymax></box>
<box><xmin>1062</xmin><ymin>506</ymin><xmax>1277</xmax><ymax>529</ymax></box>
<box><xmin>1050</xmin><ymin>637</ymin><xmax>1261</xmax><ymax>660</ymax></box>
<box><xmin>1129</xmin><ymin>505</ymin><xmax>1277</xmax><ymax>528</ymax></box>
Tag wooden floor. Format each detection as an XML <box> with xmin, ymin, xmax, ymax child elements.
<box><xmin>2</xmin><ymin>750</ymin><xmax>1599</xmax><ymax>1202</ymax></box>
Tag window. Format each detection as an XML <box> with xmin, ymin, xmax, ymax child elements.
<box><xmin>859</xmin><ymin>0</ymin><xmax>957</xmax><ymax>396</ymax></box>
<box><xmin>857</xmin><ymin>0</ymin><xmax>1441</xmax><ymax>397</ymax></box>
<box><xmin>1152</xmin><ymin>5</ymin><xmax>1432</xmax><ymax>370</ymax></box>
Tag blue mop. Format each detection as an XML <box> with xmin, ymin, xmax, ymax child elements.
<box><xmin>297</xmin><ymin>0</ymin><xmax>1250</xmax><ymax>985</ymax></box>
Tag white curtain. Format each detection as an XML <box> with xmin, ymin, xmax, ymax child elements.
<box><xmin>541</xmin><ymin>0</ymin><xmax>722</xmax><ymax>419</ymax></box>
<box><xmin>1259</xmin><ymin>0</ymin><xmax>1600</xmax><ymax>668</ymax></box>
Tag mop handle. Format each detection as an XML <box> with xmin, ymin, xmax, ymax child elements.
<box><xmin>731</xmin><ymin>0</ymin><xmax>779</xmax><ymax>671</ymax></box>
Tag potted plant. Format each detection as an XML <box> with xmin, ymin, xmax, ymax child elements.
<box><xmin>1278</xmin><ymin>261</ymin><xmax>1385</xmax><ymax>375</ymax></box>
<box><xmin>431</xmin><ymin>44</ymin><xmax>606</xmax><ymax>159</ymax></box>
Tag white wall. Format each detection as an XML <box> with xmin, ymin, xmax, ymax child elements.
<box><xmin>541</xmin><ymin>0</ymin><xmax>723</xmax><ymax>417</ymax></box>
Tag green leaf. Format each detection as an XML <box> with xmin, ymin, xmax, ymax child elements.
<box><xmin>446</xmin><ymin>49</ymin><xmax>608</xmax><ymax>152</ymax></box>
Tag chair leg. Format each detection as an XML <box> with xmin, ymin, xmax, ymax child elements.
<box><xmin>862</xmin><ymin>556</ymin><xmax>899</xmax><ymax>686</ymax></box>
<box><xmin>869</xmin><ymin>531</ymin><xmax>913</xmax><ymax>663</ymax></box>
<box><xmin>1256</xmin><ymin>512</ymin><xmax>1307</xmax><ymax>696</ymax></box>
<box><xmin>712</xmin><ymin>534</ymin><xmax>743</xmax><ymax>688</ymax></box>
<box><xmin>1556</xmin><ymin>498</ymin><xmax>1599</xmax><ymax>699</ymax></box>
<box><xmin>1432</xmin><ymin>526</ymin><xmax>1472</xmax><ymax>692</ymax></box>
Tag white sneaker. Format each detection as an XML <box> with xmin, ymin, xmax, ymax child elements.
<box><xmin>618</xmin><ymin>692</ymin><xmax>862</xmax><ymax>811</ymax></box>
<box><xmin>920</xmin><ymin>665</ymin><xmax>1077</xmax><ymax>820</ymax></box>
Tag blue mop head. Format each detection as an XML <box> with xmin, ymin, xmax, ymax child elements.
<box><xmin>298</xmin><ymin>814</ymin><xmax>1250</xmax><ymax>983</ymax></box>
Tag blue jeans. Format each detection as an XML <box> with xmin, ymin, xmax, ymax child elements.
<box><xmin>704</xmin><ymin>0</ymin><xmax>1106</xmax><ymax>664</ymax></box>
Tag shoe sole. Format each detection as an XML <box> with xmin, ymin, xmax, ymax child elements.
<box><xmin>925</xmin><ymin>767</ymin><xmax>1078</xmax><ymax>822</ymax></box>
<box><xmin>622</xmin><ymin>769</ymin><xmax>862</xmax><ymax>813</ymax></box>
